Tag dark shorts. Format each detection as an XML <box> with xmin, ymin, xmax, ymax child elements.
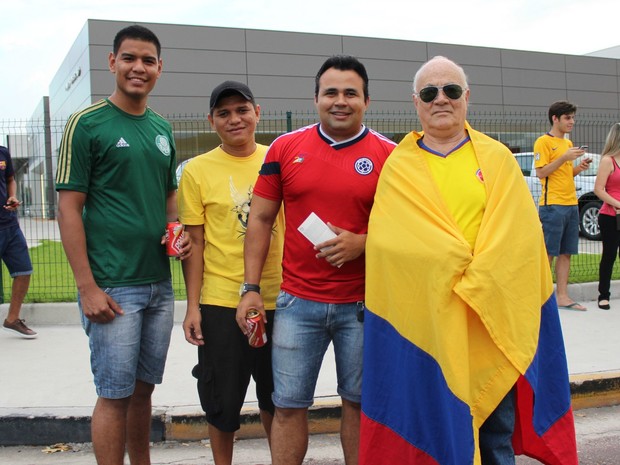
<box><xmin>192</xmin><ymin>304</ymin><xmax>274</xmax><ymax>432</ymax></box>
<box><xmin>0</xmin><ymin>225</ymin><xmax>33</xmax><ymax>277</ymax></box>
<box><xmin>539</xmin><ymin>205</ymin><xmax>579</xmax><ymax>256</ymax></box>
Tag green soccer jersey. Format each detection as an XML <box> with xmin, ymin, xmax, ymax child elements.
<box><xmin>56</xmin><ymin>99</ymin><xmax>177</xmax><ymax>287</ymax></box>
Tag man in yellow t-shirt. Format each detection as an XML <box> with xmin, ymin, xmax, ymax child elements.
<box><xmin>178</xmin><ymin>81</ymin><xmax>284</xmax><ymax>465</ymax></box>
<box><xmin>534</xmin><ymin>100</ymin><xmax>590</xmax><ymax>311</ymax></box>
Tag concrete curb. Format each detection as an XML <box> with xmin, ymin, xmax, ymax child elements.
<box><xmin>164</xmin><ymin>371</ymin><xmax>620</xmax><ymax>442</ymax></box>
<box><xmin>569</xmin><ymin>371</ymin><xmax>620</xmax><ymax>410</ymax></box>
<box><xmin>15</xmin><ymin>301</ymin><xmax>191</xmax><ymax>325</ymax></box>
<box><xmin>164</xmin><ymin>404</ymin><xmax>344</xmax><ymax>442</ymax></box>
<box><xmin>13</xmin><ymin>281</ymin><xmax>620</xmax><ymax>326</ymax></box>
<box><xmin>2</xmin><ymin>374</ymin><xmax>619</xmax><ymax>446</ymax></box>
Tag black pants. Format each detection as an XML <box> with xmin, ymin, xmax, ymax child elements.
<box><xmin>598</xmin><ymin>214</ymin><xmax>620</xmax><ymax>301</ymax></box>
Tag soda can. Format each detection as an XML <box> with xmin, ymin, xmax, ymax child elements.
<box><xmin>246</xmin><ymin>309</ymin><xmax>267</xmax><ymax>348</ymax></box>
<box><xmin>165</xmin><ymin>221</ymin><xmax>184</xmax><ymax>257</ymax></box>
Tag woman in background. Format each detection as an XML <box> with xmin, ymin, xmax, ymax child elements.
<box><xmin>594</xmin><ymin>122</ymin><xmax>620</xmax><ymax>310</ymax></box>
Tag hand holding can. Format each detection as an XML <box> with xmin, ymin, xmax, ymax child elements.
<box><xmin>165</xmin><ymin>221</ymin><xmax>184</xmax><ymax>257</ymax></box>
<box><xmin>246</xmin><ymin>309</ymin><xmax>267</xmax><ymax>348</ymax></box>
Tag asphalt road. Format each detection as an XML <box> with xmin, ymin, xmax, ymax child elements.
<box><xmin>1</xmin><ymin>405</ymin><xmax>619</xmax><ymax>464</ymax></box>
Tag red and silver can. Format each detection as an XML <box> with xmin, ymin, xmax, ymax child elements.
<box><xmin>165</xmin><ymin>221</ymin><xmax>184</xmax><ymax>257</ymax></box>
<box><xmin>246</xmin><ymin>309</ymin><xmax>267</xmax><ymax>348</ymax></box>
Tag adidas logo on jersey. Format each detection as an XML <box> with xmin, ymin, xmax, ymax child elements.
<box><xmin>116</xmin><ymin>137</ymin><xmax>130</xmax><ymax>148</ymax></box>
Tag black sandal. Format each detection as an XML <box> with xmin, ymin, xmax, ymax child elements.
<box><xmin>598</xmin><ymin>299</ymin><xmax>611</xmax><ymax>310</ymax></box>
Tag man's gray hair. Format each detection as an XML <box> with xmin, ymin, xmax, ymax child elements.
<box><xmin>412</xmin><ymin>56</ymin><xmax>469</xmax><ymax>93</ymax></box>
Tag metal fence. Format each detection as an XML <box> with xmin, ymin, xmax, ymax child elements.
<box><xmin>1</xmin><ymin>110</ymin><xmax>620</xmax><ymax>303</ymax></box>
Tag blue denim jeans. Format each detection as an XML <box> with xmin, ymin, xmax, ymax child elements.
<box><xmin>539</xmin><ymin>205</ymin><xmax>579</xmax><ymax>256</ymax></box>
<box><xmin>79</xmin><ymin>280</ymin><xmax>174</xmax><ymax>399</ymax></box>
<box><xmin>0</xmin><ymin>224</ymin><xmax>33</xmax><ymax>276</ymax></box>
<box><xmin>479</xmin><ymin>388</ymin><xmax>516</xmax><ymax>465</ymax></box>
<box><xmin>271</xmin><ymin>291</ymin><xmax>364</xmax><ymax>408</ymax></box>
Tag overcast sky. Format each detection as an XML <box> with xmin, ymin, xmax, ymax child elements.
<box><xmin>1</xmin><ymin>0</ymin><xmax>618</xmax><ymax>120</ymax></box>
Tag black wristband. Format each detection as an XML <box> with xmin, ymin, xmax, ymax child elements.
<box><xmin>239</xmin><ymin>283</ymin><xmax>261</xmax><ymax>296</ymax></box>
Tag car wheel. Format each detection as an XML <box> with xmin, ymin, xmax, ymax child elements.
<box><xmin>579</xmin><ymin>201</ymin><xmax>601</xmax><ymax>241</ymax></box>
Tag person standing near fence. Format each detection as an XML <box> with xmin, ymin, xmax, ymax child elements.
<box><xmin>594</xmin><ymin>123</ymin><xmax>620</xmax><ymax>310</ymax></box>
<box><xmin>360</xmin><ymin>56</ymin><xmax>577</xmax><ymax>465</ymax></box>
<box><xmin>177</xmin><ymin>81</ymin><xmax>284</xmax><ymax>465</ymax></box>
<box><xmin>0</xmin><ymin>145</ymin><xmax>36</xmax><ymax>339</ymax></box>
<box><xmin>534</xmin><ymin>100</ymin><xmax>589</xmax><ymax>311</ymax></box>
<box><xmin>55</xmin><ymin>25</ymin><xmax>190</xmax><ymax>465</ymax></box>
<box><xmin>236</xmin><ymin>55</ymin><xmax>396</xmax><ymax>465</ymax></box>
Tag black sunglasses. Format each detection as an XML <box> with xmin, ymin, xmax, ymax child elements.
<box><xmin>416</xmin><ymin>84</ymin><xmax>465</xmax><ymax>103</ymax></box>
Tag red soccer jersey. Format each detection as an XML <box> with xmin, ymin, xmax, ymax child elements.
<box><xmin>254</xmin><ymin>124</ymin><xmax>396</xmax><ymax>303</ymax></box>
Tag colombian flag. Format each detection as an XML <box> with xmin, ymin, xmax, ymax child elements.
<box><xmin>361</xmin><ymin>125</ymin><xmax>577</xmax><ymax>465</ymax></box>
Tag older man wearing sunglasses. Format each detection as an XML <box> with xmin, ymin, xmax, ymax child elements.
<box><xmin>359</xmin><ymin>56</ymin><xmax>578</xmax><ymax>465</ymax></box>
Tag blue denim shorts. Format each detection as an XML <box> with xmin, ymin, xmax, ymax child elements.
<box><xmin>79</xmin><ymin>280</ymin><xmax>174</xmax><ymax>399</ymax></box>
<box><xmin>271</xmin><ymin>291</ymin><xmax>364</xmax><ymax>408</ymax></box>
<box><xmin>539</xmin><ymin>205</ymin><xmax>579</xmax><ymax>256</ymax></box>
<box><xmin>0</xmin><ymin>225</ymin><xmax>33</xmax><ymax>277</ymax></box>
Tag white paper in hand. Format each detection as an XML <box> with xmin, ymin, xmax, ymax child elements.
<box><xmin>297</xmin><ymin>212</ymin><xmax>337</xmax><ymax>252</ymax></box>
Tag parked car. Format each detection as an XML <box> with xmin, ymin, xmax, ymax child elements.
<box><xmin>514</xmin><ymin>152</ymin><xmax>602</xmax><ymax>241</ymax></box>
<box><xmin>176</xmin><ymin>159</ymin><xmax>191</xmax><ymax>185</ymax></box>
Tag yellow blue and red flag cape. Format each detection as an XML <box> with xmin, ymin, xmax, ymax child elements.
<box><xmin>361</xmin><ymin>123</ymin><xmax>577</xmax><ymax>465</ymax></box>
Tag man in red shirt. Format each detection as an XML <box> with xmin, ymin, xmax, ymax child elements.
<box><xmin>237</xmin><ymin>55</ymin><xmax>395</xmax><ymax>465</ymax></box>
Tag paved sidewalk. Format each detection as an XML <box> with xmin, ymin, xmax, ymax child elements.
<box><xmin>1</xmin><ymin>282</ymin><xmax>620</xmax><ymax>448</ymax></box>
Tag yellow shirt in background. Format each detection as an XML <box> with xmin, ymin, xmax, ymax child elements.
<box><xmin>533</xmin><ymin>134</ymin><xmax>577</xmax><ymax>206</ymax></box>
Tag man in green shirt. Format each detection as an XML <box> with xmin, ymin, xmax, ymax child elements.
<box><xmin>56</xmin><ymin>25</ymin><xmax>190</xmax><ymax>465</ymax></box>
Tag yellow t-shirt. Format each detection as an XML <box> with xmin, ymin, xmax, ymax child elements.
<box><xmin>177</xmin><ymin>145</ymin><xmax>284</xmax><ymax>309</ymax></box>
<box><xmin>422</xmin><ymin>140</ymin><xmax>486</xmax><ymax>249</ymax></box>
<box><xmin>533</xmin><ymin>134</ymin><xmax>577</xmax><ymax>206</ymax></box>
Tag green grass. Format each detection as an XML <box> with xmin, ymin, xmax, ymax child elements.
<box><xmin>1</xmin><ymin>240</ymin><xmax>187</xmax><ymax>304</ymax></box>
<box><xmin>562</xmin><ymin>252</ymin><xmax>620</xmax><ymax>284</ymax></box>
<box><xmin>2</xmin><ymin>240</ymin><xmax>619</xmax><ymax>304</ymax></box>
